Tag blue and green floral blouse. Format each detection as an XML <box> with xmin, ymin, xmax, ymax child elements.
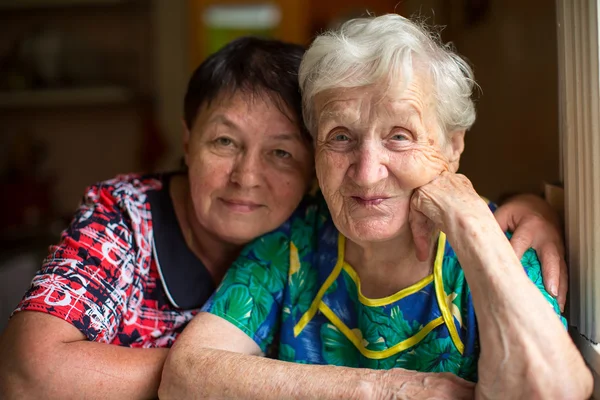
<box><xmin>201</xmin><ymin>192</ymin><xmax>565</xmax><ymax>382</ymax></box>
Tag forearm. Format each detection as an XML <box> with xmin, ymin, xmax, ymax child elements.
<box><xmin>160</xmin><ymin>347</ymin><xmax>376</xmax><ymax>400</ymax></box>
<box><xmin>450</xmin><ymin>220</ymin><xmax>566</xmax><ymax>342</ymax></box>
<box><xmin>2</xmin><ymin>339</ymin><xmax>168</xmax><ymax>400</ymax></box>
<box><xmin>445</xmin><ymin>215</ymin><xmax>590</xmax><ymax>398</ymax></box>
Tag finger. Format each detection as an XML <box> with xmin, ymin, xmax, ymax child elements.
<box><xmin>493</xmin><ymin>203</ymin><xmax>514</xmax><ymax>232</ymax></box>
<box><xmin>409</xmin><ymin>208</ymin><xmax>434</xmax><ymax>262</ymax></box>
<box><xmin>436</xmin><ymin>373</ymin><xmax>475</xmax><ymax>400</ymax></box>
<box><xmin>538</xmin><ymin>244</ymin><xmax>561</xmax><ymax>298</ymax></box>
<box><xmin>557</xmin><ymin>258</ymin><xmax>569</xmax><ymax>312</ymax></box>
<box><xmin>508</xmin><ymin>225</ymin><xmax>534</xmax><ymax>260</ymax></box>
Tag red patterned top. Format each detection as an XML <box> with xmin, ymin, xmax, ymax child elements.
<box><xmin>13</xmin><ymin>173</ymin><xmax>213</xmax><ymax>348</ymax></box>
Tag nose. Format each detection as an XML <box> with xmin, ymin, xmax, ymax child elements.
<box><xmin>348</xmin><ymin>140</ymin><xmax>388</xmax><ymax>187</ymax></box>
<box><xmin>230</xmin><ymin>150</ymin><xmax>262</xmax><ymax>188</ymax></box>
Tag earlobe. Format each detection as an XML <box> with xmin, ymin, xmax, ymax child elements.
<box><xmin>448</xmin><ymin>130</ymin><xmax>466</xmax><ymax>173</ymax></box>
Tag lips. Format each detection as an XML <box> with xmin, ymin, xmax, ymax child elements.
<box><xmin>219</xmin><ymin>198</ymin><xmax>263</xmax><ymax>212</ymax></box>
<box><xmin>351</xmin><ymin>195</ymin><xmax>389</xmax><ymax>206</ymax></box>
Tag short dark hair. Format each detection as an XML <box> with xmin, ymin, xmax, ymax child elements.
<box><xmin>184</xmin><ymin>36</ymin><xmax>308</xmax><ymax>140</ymax></box>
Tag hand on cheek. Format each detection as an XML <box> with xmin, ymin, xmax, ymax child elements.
<box><xmin>404</xmin><ymin>145</ymin><xmax>450</xmax><ymax>261</ymax></box>
<box><xmin>408</xmin><ymin>158</ymin><xmax>486</xmax><ymax>261</ymax></box>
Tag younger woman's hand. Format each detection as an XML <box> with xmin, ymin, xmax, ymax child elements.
<box><xmin>494</xmin><ymin>194</ymin><xmax>567</xmax><ymax>311</ymax></box>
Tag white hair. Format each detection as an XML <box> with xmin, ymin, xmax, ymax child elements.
<box><xmin>299</xmin><ymin>14</ymin><xmax>477</xmax><ymax>138</ymax></box>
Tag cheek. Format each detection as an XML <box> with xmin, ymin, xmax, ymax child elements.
<box><xmin>266</xmin><ymin>172</ymin><xmax>308</xmax><ymax>215</ymax></box>
<box><xmin>315</xmin><ymin>150</ymin><xmax>346</xmax><ymax>194</ymax></box>
<box><xmin>269</xmin><ymin>153</ymin><xmax>314</xmax><ymax>201</ymax></box>
<box><xmin>188</xmin><ymin>153</ymin><xmax>231</xmax><ymax>195</ymax></box>
<box><xmin>391</xmin><ymin>148</ymin><xmax>447</xmax><ymax>188</ymax></box>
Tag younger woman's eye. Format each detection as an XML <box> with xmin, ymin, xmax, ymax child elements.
<box><xmin>273</xmin><ymin>149</ymin><xmax>291</xmax><ymax>159</ymax></box>
<box><xmin>215</xmin><ymin>137</ymin><xmax>233</xmax><ymax>146</ymax></box>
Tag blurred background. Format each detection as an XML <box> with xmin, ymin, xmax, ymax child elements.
<box><xmin>0</xmin><ymin>0</ymin><xmax>559</xmax><ymax>331</ymax></box>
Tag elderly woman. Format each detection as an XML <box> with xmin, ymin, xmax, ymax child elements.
<box><xmin>160</xmin><ymin>15</ymin><xmax>592</xmax><ymax>400</ymax></box>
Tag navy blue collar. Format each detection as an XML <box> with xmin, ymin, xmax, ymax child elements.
<box><xmin>147</xmin><ymin>173</ymin><xmax>215</xmax><ymax>310</ymax></box>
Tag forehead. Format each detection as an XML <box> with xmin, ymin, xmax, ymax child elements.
<box><xmin>194</xmin><ymin>90</ymin><xmax>299</xmax><ymax>130</ymax></box>
<box><xmin>210</xmin><ymin>90</ymin><xmax>291</xmax><ymax>117</ymax></box>
<box><xmin>315</xmin><ymin>72</ymin><xmax>435</xmax><ymax>120</ymax></box>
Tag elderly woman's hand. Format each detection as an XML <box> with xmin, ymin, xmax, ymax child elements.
<box><xmin>409</xmin><ymin>171</ymin><xmax>495</xmax><ymax>260</ymax></box>
<box><xmin>410</xmin><ymin>174</ymin><xmax>568</xmax><ymax>311</ymax></box>
<box><xmin>369</xmin><ymin>370</ymin><xmax>475</xmax><ymax>400</ymax></box>
<box><xmin>410</xmin><ymin>172</ymin><xmax>592</xmax><ymax>399</ymax></box>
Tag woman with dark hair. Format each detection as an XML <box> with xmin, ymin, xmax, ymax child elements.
<box><xmin>0</xmin><ymin>37</ymin><xmax>314</xmax><ymax>399</ymax></box>
<box><xmin>0</xmin><ymin>35</ymin><xmax>569</xmax><ymax>399</ymax></box>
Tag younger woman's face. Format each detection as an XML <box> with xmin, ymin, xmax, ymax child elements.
<box><xmin>184</xmin><ymin>91</ymin><xmax>314</xmax><ymax>245</ymax></box>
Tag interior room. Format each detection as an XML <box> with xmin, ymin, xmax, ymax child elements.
<box><xmin>2</xmin><ymin>2</ymin><xmax>594</xmax><ymax>393</ymax></box>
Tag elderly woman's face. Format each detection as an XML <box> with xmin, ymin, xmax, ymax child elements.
<box><xmin>314</xmin><ymin>74</ymin><xmax>462</xmax><ymax>243</ymax></box>
<box><xmin>185</xmin><ymin>91</ymin><xmax>314</xmax><ymax>245</ymax></box>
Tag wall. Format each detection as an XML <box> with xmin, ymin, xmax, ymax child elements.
<box><xmin>1</xmin><ymin>106</ymin><xmax>143</xmax><ymax>215</ymax></box>
<box><xmin>403</xmin><ymin>0</ymin><xmax>560</xmax><ymax>202</ymax></box>
<box><xmin>0</xmin><ymin>3</ymin><xmax>155</xmax><ymax>218</ymax></box>
<box><xmin>1</xmin><ymin>0</ymin><xmax>560</xmax><ymax>216</ymax></box>
<box><xmin>308</xmin><ymin>0</ymin><xmax>403</xmax><ymax>33</ymax></box>
<box><xmin>153</xmin><ymin>0</ymin><xmax>189</xmax><ymax>172</ymax></box>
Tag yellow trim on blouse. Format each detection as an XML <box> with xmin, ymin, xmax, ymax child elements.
<box><xmin>293</xmin><ymin>235</ymin><xmax>346</xmax><ymax>337</ymax></box>
<box><xmin>294</xmin><ymin>231</ymin><xmax>466</xmax><ymax>358</ymax></box>
<box><xmin>342</xmin><ymin>263</ymin><xmax>434</xmax><ymax>307</ymax></box>
<box><xmin>433</xmin><ymin>232</ymin><xmax>465</xmax><ymax>355</ymax></box>
<box><xmin>319</xmin><ymin>301</ymin><xmax>445</xmax><ymax>360</ymax></box>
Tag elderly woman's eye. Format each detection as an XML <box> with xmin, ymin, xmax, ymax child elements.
<box><xmin>273</xmin><ymin>149</ymin><xmax>291</xmax><ymax>159</ymax></box>
<box><xmin>333</xmin><ymin>133</ymin><xmax>350</xmax><ymax>141</ymax></box>
<box><xmin>391</xmin><ymin>134</ymin><xmax>408</xmax><ymax>141</ymax></box>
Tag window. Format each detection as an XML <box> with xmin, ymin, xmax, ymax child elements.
<box><xmin>557</xmin><ymin>0</ymin><xmax>600</xmax><ymax>395</ymax></box>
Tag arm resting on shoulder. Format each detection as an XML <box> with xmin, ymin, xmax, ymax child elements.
<box><xmin>494</xmin><ymin>193</ymin><xmax>568</xmax><ymax>309</ymax></box>
<box><xmin>158</xmin><ymin>312</ymin><xmax>475</xmax><ymax>400</ymax></box>
<box><xmin>0</xmin><ymin>312</ymin><xmax>168</xmax><ymax>400</ymax></box>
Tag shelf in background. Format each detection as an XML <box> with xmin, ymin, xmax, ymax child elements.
<box><xmin>0</xmin><ymin>86</ymin><xmax>137</xmax><ymax>108</ymax></box>
<box><xmin>0</xmin><ymin>0</ymin><xmax>134</xmax><ymax>10</ymax></box>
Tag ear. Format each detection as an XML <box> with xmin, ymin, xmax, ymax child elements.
<box><xmin>182</xmin><ymin>118</ymin><xmax>191</xmax><ymax>167</ymax></box>
<box><xmin>446</xmin><ymin>130</ymin><xmax>465</xmax><ymax>173</ymax></box>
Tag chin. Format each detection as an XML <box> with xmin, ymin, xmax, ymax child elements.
<box><xmin>340</xmin><ymin>221</ymin><xmax>404</xmax><ymax>244</ymax></box>
<box><xmin>214</xmin><ymin>221</ymin><xmax>275</xmax><ymax>245</ymax></box>
<box><xmin>347</xmin><ymin>230</ymin><xmax>399</xmax><ymax>243</ymax></box>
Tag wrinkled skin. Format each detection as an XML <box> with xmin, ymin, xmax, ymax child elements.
<box><xmin>313</xmin><ymin>74</ymin><xmax>591</xmax><ymax>399</ymax></box>
<box><xmin>314</xmin><ymin>76</ymin><xmax>464</xmax><ymax>294</ymax></box>
<box><xmin>314</xmin><ymin>78</ymin><xmax>568</xmax><ymax>308</ymax></box>
<box><xmin>314</xmin><ymin>77</ymin><xmax>460</xmax><ymax>246</ymax></box>
<box><xmin>410</xmin><ymin>172</ymin><xmax>591</xmax><ymax>400</ymax></box>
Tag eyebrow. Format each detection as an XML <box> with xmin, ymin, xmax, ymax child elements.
<box><xmin>319</xmin><ymin>108</ymin><xmax>354</xmax><ymax>119</ymax></box>
<box><xmin>270</xmin><ymin>133</ymin><xmax>302</xmax><ymax>141</ymax></box>
<box><xmin>209</xmin><ymin>115</ymin><xmax>302</xmax><ymax>141</ymax></box>
<box><xmin>208</xmin><ymin>115</ymin><xmax>241</xmax><ymax>131</ymax></box>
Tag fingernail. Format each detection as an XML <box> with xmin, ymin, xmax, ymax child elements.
<box><xmin>550</xmin><ymin>285</ymin><xmax>558</xmax><ymax>297</ymax></box>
